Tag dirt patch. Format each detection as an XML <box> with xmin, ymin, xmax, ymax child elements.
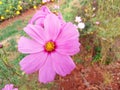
<box><xmin>51</xmin><ymin>58</ymin><xmax>120</xmax><ymax>90</ymax></box>
<box><xmin>0</xmin><ymin>8</ymin><xmax>35</xmax><ymax>29</ymax></box>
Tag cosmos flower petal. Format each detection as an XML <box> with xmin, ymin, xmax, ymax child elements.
<box><xmin>40</xmin><ymin>6</ymin><xmax>51</xmax><ymax>13</ymax></box>
<box><xmin>56</xmin><ymin>39</ymin><xmax>80</xmax><ymax>55</ymax></box>
<box><xmin>52</xmin><ymin>52</ymin><xmax>76</xmax><ymax>76</ymax></box>
<box><xmin>13</xmin><ymin>89</ymin><xmax>18</xmax><ymax>90</ymax></box>
<box><xmin>56</xmin><ymin>22</ymin><xmax>79</xmax><ymax>43</ymax></box>
<box><xmin>24</xmin><ymin>24</ymin><xmax>46</xmax><ymax>44</ymax></box>
<box><xmin>58</xmin><ymin>13</ymin><xmax>65</xmax><ymax>25</ymax></box>
<box><xmin>44</xmin><ymin>14</ymin><xmax>61</xmax><ymax>40</ymax></box>
<box><xmin>18</xmin><ymin>36</ymin><xmax>43</xmax><ymax>54</ymax></box>
<box><xmin>39</xmin><ymin>55</ymin><xmax>56</xmax><ymax>83</ymax></box>
<box><xmin>20</xmin><ymin>52</ymin><xmax>48</xmax><ymax>74</ymax></box>
<box><xmin>35</xmin><ymin>18</ymin><xmax>45</xmax><ymax>27</ymax></box>
<box><xmin>2</xmin><ymin>84</ymin><xmax>18</xmax><ymax>90</ymax></box>
<box><xmin>29</xmin><ymin>6</ymin><xmax>51</xmax><ymax>24</ymax></box>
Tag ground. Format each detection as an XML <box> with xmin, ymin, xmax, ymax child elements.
<box><xmin>0</xmin><ymin>2</ymin><xmax>120</xmax><ymax>90</ymax></box>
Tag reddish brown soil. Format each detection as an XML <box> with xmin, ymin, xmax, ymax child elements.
<box><xmin>52</xmin><ymin>61</ymin><xmax>120</xmax><ymax>90</ymax></box>
<box><xmin>0</xmin><ymin>8</ymin><xmax>35</xmax><ymax>29</ymax></box>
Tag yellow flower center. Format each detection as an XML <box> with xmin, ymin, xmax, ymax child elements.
<box><xmin>45</xmin><ymin>41</ymin><xmax>55</xmax><ymax>52</ymax></box>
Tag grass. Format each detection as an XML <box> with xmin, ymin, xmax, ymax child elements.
<box><xmin>0</xmin><ymin>14</ymin><xmax>29</xmax><ymax>89</ymax></box>
<box><xmin>0</xmin><ymin>20</ymin><xmax>26</xmax><ymax>41</ymax></box>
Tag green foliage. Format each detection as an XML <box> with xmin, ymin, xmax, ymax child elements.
<box><xmin>60</xmin><ymin>0</ymin><xmax>77</xmax><ymax>22</ymax></box>
<box><xmin>0</xmin><ymin>0</ymin><xmax>42</xmax><ymax>21</ymax></box>
<box><xmin>75</xmin><ymin>59</ymin><xmax>84</xmax><ymax>64</ymax></box>
<box><xmin>91</xmin><ymin>46</ymin><xmax>101</xmax><ymax>63</ymax></box>
<box><xmin>0</xmin><ymin>20</ymin><xmax>26</xmax><ymax>41</ymax></box>
<box><xmin>66</xmin><ymin>0</ymin><xmax>120</xmax><ymax>63</ymax></box>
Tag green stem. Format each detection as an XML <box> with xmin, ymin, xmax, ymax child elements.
<box><xmin>0</xmin><ymin>49</ymin><xmax>22</xmax><ymax>77</ymax></box>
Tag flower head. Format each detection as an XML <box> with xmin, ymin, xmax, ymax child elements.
<box><xmin>18</xmin><ymin>1</ymin><xmax>22</xmax><ymax>4</ymax></box>
<box><xmin>95</xmin><ymin>21</ymin><xmax>100</xmax><ymax>25</ymax></box>
<box><xmin>18</xmin><ymin>5</ymin><xmax>23</xmax><ymax>10</ymax></box>
<box><xmin>78</xmin><ymin>22</ymin><xmax>85</xmax><ymax>29</ymax></box>
<box><xmin>29</xmin><ymin>6</ymin><xmax>65</xmax><ymax>27</ymax></box>
<box><xmin>9</xmin><ymin>5</ymin><xmax>13</xmax><ymax>9</ymax></box>
<box><xmin>18</xmin><ymin>14</ymin><xmax>80</xmax><ymax>83</ymax></box>
<box><xmin>0</xmin><ymin>43</ymin><xmax>3</xmax><ymax>48</ymax></box>
<box><xmin>54</xmin><ymin>5</ymin><xmax>60</xmax><ymax>10</ymax></box>
<box><xmin>75</xmin><ymin>16</ymin><xmax>82</xmax><ymax>23</ymax></box>
<box><xmin>33</xmin><ymin>5</ymin><xmax>37</xmax><ymax>9</ymax></box>
<box><xmin>5</xmin><ymin>10</ymin><xmax>9</xmax><ymax>12</ymax></box>
<box><xmin>0</xmin><ymin>1</ymin><xmax>2</xmax><ymax>5</ymax></box>
<box><xmin>1</xmin><ymin>16</ymin><xmax>5</xmax><ymax>20</ymax></box>
<box><xmin>2</xmin><ymin>84</ymin><xmax>18</xmax><ymax>90</ymax></box>
<box><xmin>42</xmin><ymin>0</ymin><xmax>50</xmax><ymax>4</ymax></box>
<box><xmin>16</xmin><ymin>11</ymin><xmax>20</xmax><ymax>15</ymax></box>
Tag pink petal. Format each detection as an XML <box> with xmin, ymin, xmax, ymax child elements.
<box><xmin>55</xmin><ymin>22</ymin><xmax>80</xmax><ymax>55</ymax></box>
<box><xmin>29</xmin><ymin>6</ymin><xmax>51</xmax><ymax>25</ymax></box>
<box><xmin>56</xmin><ymin>39</ymin><xmax>80</xmax><ymax>55</ymax></box>
<box><xmin>2</xmin><ymin>84</ymin><xmax>18</xmax><ymax>90</ymax></box>
<box><xmin>29</xmin><ymin>14</ymin><xmax>45</xmax><ymax>25</ymax></box>
<box><xmin>13</xmin><ymin>89</ymin><xmax>18</xmax><ymax>90</ymax></box>
<box><xmin>35</xmin><ymin>18</ymin><xmax>44</xmax><ymax>27</ymax></box>
<box><xmin>52</xmin><ymin>52</ymin><xmax>76</xmax><ymax>76</ymax></box>
<box><xmin>39</xmin><ymin>55</ymin><xmax>56</xmax><ymax>83</ymax></box>
<box><xmin>5</xmin><ymin>84</ymin><xmax>13</xmax><ymax>89</ymax></box>
<box><xmin>20</xmin><ymin>52</ymin><xmax>48</xmax><ymax>74</ymax></box>
<box><xmin>24</xmin><ymin>24</ymin><xmax>46</xmax><ymax>44</ymax></box>
<box><xmin>58</xmin><ymin>13</ymin><xmax>65</xmax><ymax>25</ymax></box>
<box><xmin>56</xmin><ymin>22</ymin><xmax>79</xmax><ymax>43</ymax></box>
<box><xmin>44</xmin><ymin>14</ymin><xmax>61</xmax><ymax>41</ymax></box>
<box><xmin>41</xmin><ymin>6</ymin><xmax>51</xmax><ymax>13</ymax></box>
<box><xmin>18</xmin><ymin>37</ymin><xmax>43</xmax><ymax>54</ymax></box>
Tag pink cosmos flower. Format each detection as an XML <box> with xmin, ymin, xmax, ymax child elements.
<box><xmin>2</xmin><ymin>84</ymin><xmax>18</xmax><ymax>90</ymax></box>
<box><xmin>18</xmin><ymin>14</ymin><xmax>80</xmax><ymax>83</ymax></box>
<box><xmin>95</xmin><ymin>21</ymin><xmax>100</xmax><ymax>25</ymax></box>
<box><xmin>0</xmin><ymin>43</ymin><xmax>3</xmax><ymax>48</ymax></box>
<box><xmin>29</xmin><ymin>6</ymin><xmax>65</xmax><ymax>27</ymax></box>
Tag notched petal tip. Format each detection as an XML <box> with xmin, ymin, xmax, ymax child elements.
<box><xmin>41</xmin><ymin>6</ymin><xmax>51</xmax><ymax>13</ymax></box>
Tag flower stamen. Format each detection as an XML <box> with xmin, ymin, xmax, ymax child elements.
<box><xmin>45</xmin><ymin>41</ymin><xmax>55</xmax><ymax>52</ymax></box>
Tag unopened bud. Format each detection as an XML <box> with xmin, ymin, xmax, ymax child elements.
<box><xmin>0</xmin><ymin>43</ymin><xmax>3</xmax><ymax>48</ymax></box>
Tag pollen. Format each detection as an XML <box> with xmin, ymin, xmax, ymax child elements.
<box><xmin>45</xmin><ymin>41</ymin><xmax>55</xmax><ymax>52</ymax></box>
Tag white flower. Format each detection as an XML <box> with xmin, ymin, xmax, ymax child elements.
<box><xmin>93</xmin><ymin>7</ymin><xmax>96</xmax><ymax>11</ymax></box>
<box><xmin>54</xmin><ymin>5</ymin><xmax>60</xmax><ymax>9</ymax></box>
<box><xmin>78</xmin><ymin>22</ymin><xmax>85</xmax><ymax>29</ymax></box>
<box><xmin>42</xmin><ymin>0</ymin><xmax>50</xmax><ymax>3</ymax></box>
<box><xmin>75</xmin><ymin>16</ymin><xmax>82</xmax><ymax>23</ymax></box>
